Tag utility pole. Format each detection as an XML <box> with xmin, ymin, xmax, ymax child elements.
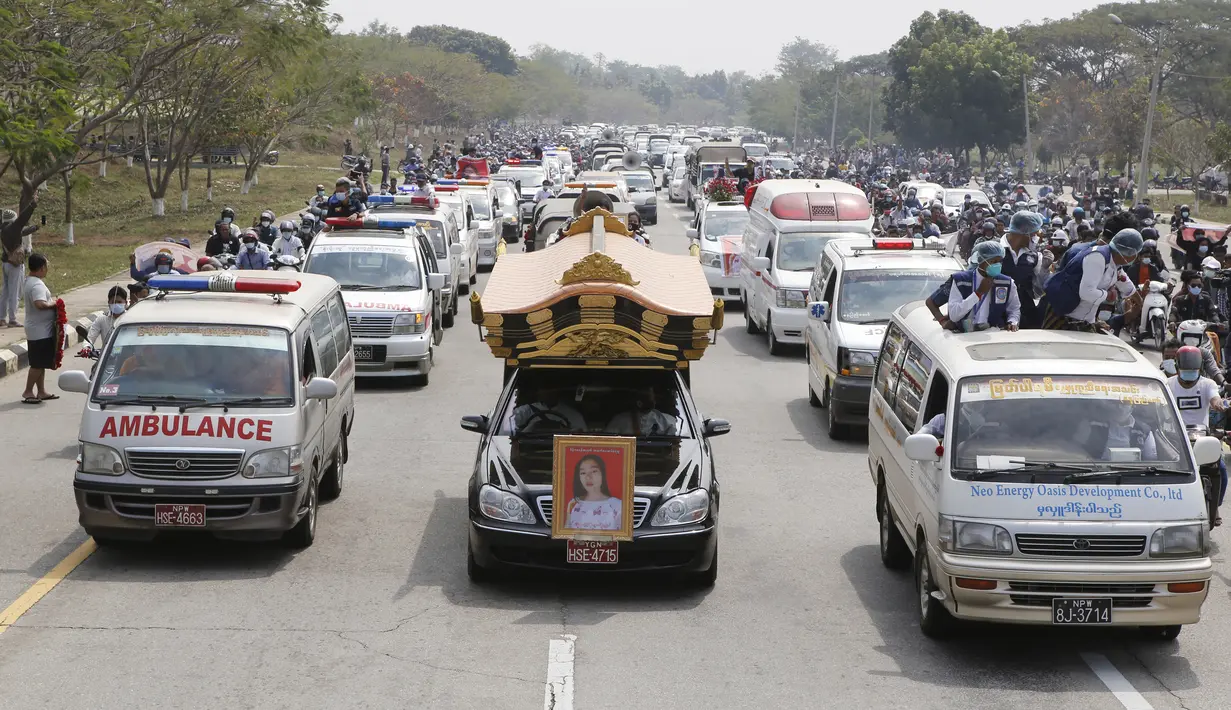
<box><xmin>792</xmin><ymin>82</ymin><xmax>800</xmax><ymax>151</ymax></box>
<box><xmin>830</xmin><ymin>73</ymin><xmax>841</xmax><ymax>152</ymax></box>
<box><xmin>867</xmin><ymin>80</ymin><xmax>875</xmax><ymax>153</ymax></box>
<box><xmin>1023</xmin><ymin>73</ymin><xmax>1033</xmax><ymax>178</ymax></box>
<box><xmin>1139</xmin><ymin>40</ymin><xmax>1163</xmax><ymax>201</ymax></box>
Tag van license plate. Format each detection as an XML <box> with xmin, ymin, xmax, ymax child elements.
<box><xmin>566</xmin><ymin>540</ymin><xmax>618</xmax><ymax>564</ymax></box>
<box><xmin>353</xmin><ymin>345</ymin><xmax>373</xmax><ymax>362</ymax></box>
<box><xmin>1052</xmin><ymin>598</ymin><xmax>1112</xmax><ymax>624</ymax></box>
<box><xmin>154</xmin><ymin>504</ymin><xmax>206</xmax><ymax>527</ymax></box>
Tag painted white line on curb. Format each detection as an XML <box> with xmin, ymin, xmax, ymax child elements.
<box><xmin>1080</xmin><ymin>652</ymin><xmax>1155</xmax><ymax>710</ymax></box>
<box><xmin>543</xmin><ymin>634</ymin><xmax>576</xmax><ymax>710</ymax></box>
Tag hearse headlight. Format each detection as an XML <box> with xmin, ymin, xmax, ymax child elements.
<box><xmin>81</xmin><ymin>442</ymin><xmax>124</xmax><ymax>475</ymax></box>
<box><xmin>940</xmin><ymin>516</ymin><xmax>1012</xmax><ymax>555</ymax></box>
<box><xmin>650</xmin><ymin>489</ymin><xmax>710</xmax><ymax>526</ymax></box>
<box><xmin>1150</xmin><ymin>524</ymin><xmax>1206</xmax><ymax>558</ymax></box>
<box><xmin>244</xmin><ymin>446</ymin><xmax>303</xmax><ymax>478</ymax></box>
<box><xmin>392</xmin><ymin>312</ymin><xmax>426</xmax><ymax>335</ymax></box>
<box><xmin>479</xmin><ymin>485</ymin><xmax>536</xmax><ymax>524</ymax></box>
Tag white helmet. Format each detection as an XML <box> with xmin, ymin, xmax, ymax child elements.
<box><xmin>1201</xmin><ymin>256</ymin><xmax>1221</xmax><ymax>271</ymax></box>
<box><xmin>1176</xmin><ymin>319</ymin><xmax>1208</xmax><ymax>348</ymax></box>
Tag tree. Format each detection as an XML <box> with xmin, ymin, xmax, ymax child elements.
<box><xmin>639</xmin><ymin>74</ymin><xmax>673</xmax><ymax>113</ymax></box>
<box><xmin>406</xmin><ymin>25</ymin><xmax>517</xmax><ymax>75</ymax></box>
<box><xmin>776</xmin><ymin>37</ymin><xmax>837</xmax><ymax>81</ymax></box>
<box><xmin>1210</xmin><ymin>122</ymin><xmax>1231</xmax><ymax>166</ymax></box>
<box><xmin>1155</xmin><ymin>119</ymin><xmax>1213</xmax><ymax>211</ymax></box>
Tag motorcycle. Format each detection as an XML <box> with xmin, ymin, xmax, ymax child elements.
<box><xmin>1186</xmin><ymin>424</ymin><xmax>1224</xmax><ymax>527</ymax></box>
<box><xmin>273</xmin><ymin>254</ymin><xmax>302</xmax><ymax>272</ymax></box>
<box><xmin>1133</xmin><ymin>281</ymin><xmax>1171</xmax><ymax>349</ymax></box>
<box><xmin>264</xmin><ymin>150</ymin><xmax>279</xmax><ymax>166</ymax></box>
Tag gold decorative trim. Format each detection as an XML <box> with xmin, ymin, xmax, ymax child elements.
<box><xmin>559</xmin><ymin>252</ymin><xmax>639</xmax><ymax>287</ymax></box>
<box><xmin>677</xmin><ymin>361</ymin><xmax>689</xmax><ymax>369</ymax></box>
<box><xmin>518</xmin><ymin>323</ymin><xmax>677</xmax><ymax>362</ymax></box>
<box><xmin>692</xmin><ymin>317</ymin><xmax>712</xmax><ymax>331</ymax></box>
<box><xmin>491</xmin><ymin>347</ymin><xmax>512</xmax><ymax>357</ymax></box>
<box><xmin>482</xmin><ymin>313</ymin><xmax>504</xmax><ymax>327</ymax></box>
<box><xmin>561</xmin><ymin>207</ymin><xmax>632</xmax><ymax>238</ymax></box>
<box><xmin>684</xmin><ymin>349</ymin><xmax>706</xmax><ymax>359</ymax></box>
<box><xmin>506</xmin><ymin>358</ymin><xmax>519</xmax><ymax>367</ymax></box>
<box><xmin>527</xmin><ymin>308</ymin><xmax>553</xmax><ymax>326</ymax></box>
<box><xmin>642</xmin><ymin>311</ymin><xmax>668</xmax><ymax>327</ymax></box>
<box><xmin>692</xmin><ymin>338</ymin><xmax>711</xmax><ymax>349</ymax></box>
<box><xmin>486</xmin><ymin>336</ymin><xmax>503</xmax><ymax>347</ymax></box>
<box><xmin>578</xmin><ymin>295</ymin><xmax>617</xmax><ymax>308</ymax></box>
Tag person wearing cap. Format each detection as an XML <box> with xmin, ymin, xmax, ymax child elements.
<box><xmin>1064</xmin><ymin>207</ymin><xmax>1090</xmax><ymax>242</ymax></box>
<box><xmin>326</xmin><ymin>177</ymin><xmax>365</xmax><ymax>219</ymax></box>
<box><xmin>999</xmin><ymin>211</ymin><xmax>1048</xmax><ymax>329</ymax></box>
<box><xmin>236</xmin><ymin>230</ymin><xmax>271</xmax><ymax>270</ymax></box>
<box><xmin>946</xmin><ymin>240</ymin><xmax>1021</xmax><ymax>332</ymax></box>
<box><xmin>1040</xmin><ymin>228</ymin><xmax>1142</xmax><ymax>331</ymax></box>
<box><xmin>411</xmin><ymin>171</ymin><xmax>434</xmax><ymax>196</ymax></box>
<box><xmin>310</xmin><ymin>184</ymin><xmax>328</xmax><ymax>212</ymax></box>
<box><xmin>1169</xmin><ymin>269</ymin><xmax>1223</xmax><ymax>332</ymax></box>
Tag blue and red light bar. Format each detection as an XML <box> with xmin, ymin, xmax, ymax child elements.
<box><xmin>504</xmin><ymin>158</ymin><xmax>541</xmax><ymax>166</ymax></box>
<box><xmin>324</xmin><ymin>215</ymin><xmax>422</xmax><ymax>230</ymax></box>
<box><xmin>147</xmin><ymin>273</ymin><xmax>301</xmax><ymax>294</ymax></box>
<box><xmin>368</xmin><ymin>194</ymin><xmax>439</xmax><ymax>209</ymax></box>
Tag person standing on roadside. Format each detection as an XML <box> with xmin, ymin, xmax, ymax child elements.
<box><xmin>380</xmin><ymin>146</ymin><xmax>390</xmax><ymax>187</ymax></box>
<box><xmin>21</xmin><ymin>253</ymin><xmax>61</xmax><ymax>404</ymax></box>
<box><xmin>2</xmin><ymin>205</ymin><xmax>39</xmax><ymax>327</ymax></box>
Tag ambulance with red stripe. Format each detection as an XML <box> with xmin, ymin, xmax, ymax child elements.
<box><xmin>739</xmin><ymin>180</ymin><xmax>874</xmax><ymax>355</ymax></box>
<box><xmin>57</xmin><ymin>272</ymin><xmax>355</xmax><ymax>547</ymax></box>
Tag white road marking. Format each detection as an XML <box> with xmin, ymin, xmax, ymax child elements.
<box><xmin>543</xmin><ymin>634</ymin><xmax>576</xmax><ymax>710</ymax></box>
<box><xmin>1080</xmin><ymin>653</ymin><xmax>1155</xmax><ymax>710</ymax></box>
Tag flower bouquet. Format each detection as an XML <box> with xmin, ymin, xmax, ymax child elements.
<box><xmin>53</xmin><ymin>298</ymin><xmax>67</xmax><ymax>370</ymax></box>
<box><xmin>704</xmin><ymin>177</ymin><xmax>738</xmax><ymax>203</ymax></box>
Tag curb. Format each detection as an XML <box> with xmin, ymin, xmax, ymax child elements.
<box><xmin>0</xmin><ymin>311</ymin><xmax>105</xmax><ymax>380</ymax></box>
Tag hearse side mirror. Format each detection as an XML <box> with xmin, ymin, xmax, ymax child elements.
<box><xmin>904</xmin><ymin>433</ymin><xmax>942</xmax><ymax>462</ymax></box>
<box><xmin>808</xmin><ymin>301</ymin><xmax>829</xmax><ymax>322</ymax></box>
<box><xmin>58</xmin><ymin>370</ymin><xmax>90</xmax><ymax>394</ymax></box>
<box><xmin>750</xmin><ymin>256</ymin><xmax>770</xmax><ymax>273</ymax></box>
<box><xmin>427</xmin><ymin>273</ymin><xmax>446</xmax><ymax>291</ymax></box>
<box><xmin>460</xmin><ymin>415</ymin><xmax>489</xmax><ymax>434</ymax></box>
<box><xmin>702</xmin><ymin>418</ymin><xmax>731</xmax><ymax>438</ymax></box>
<box><xmin>304</xmin><ymin>377</ymin><xmax>338</xmax><ymax>400</ymax></box>
<box><xmin>1192</xmin><ymin>435</ymin><xmax>1222</xmax><ymax>466</ymax></box>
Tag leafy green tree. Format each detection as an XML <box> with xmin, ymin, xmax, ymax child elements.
<box><xmin>406</xmin><ymin>25</ymin><xmax>517</xmax><ymax>75</ymax></box>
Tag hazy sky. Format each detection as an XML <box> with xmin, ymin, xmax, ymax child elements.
<box><xmin>328</xmin><ymin>1</ymin><xmax>1112</xmax><ymax>75</ymax></box>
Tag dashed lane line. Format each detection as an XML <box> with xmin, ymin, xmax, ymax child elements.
<box><xmin>0</xmin><ymin>539</ymin><xmax>97</xmax><ymax>636</ymax></box>
<box><xmin>1081</xmin><ymin>652</ymin><xmax>1155</xmax><ymax>710</ymax></box>
<box><xmin>543</xmin><ymin>634</ymin><xmax>576</xmax><ymax>710</ymax></box>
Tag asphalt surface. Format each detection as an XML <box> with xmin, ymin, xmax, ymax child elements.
<box><xmin>0</xmin><ymin>185</ymin><xmax>1228</xmax><ymax>710</ymax></box>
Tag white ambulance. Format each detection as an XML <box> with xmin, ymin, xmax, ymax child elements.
<box><xmin>58</xmin><ymin>272</ymin><xmax>355</xmax><ymax>547</ymax></box>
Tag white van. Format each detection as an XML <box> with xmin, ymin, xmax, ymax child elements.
<box><xmin>434</xmin><ymin>186</ymin><xmax>478</xmax><ymax>293</ymax></box>
<box><xmin>686</xmin><ymin>200</ymin><xmax>751</xmax><ymax>302</ymax></box>
<box><xmin>58</xmin><ymin>272</ymin><xmax>356</xmax><ymax>547</ymax></box>
<box><xmin>868</xmin><ymin>302</ymin><xmax>1218</xmax><ymax>639</ymax></box>
<box><xmin>450</xmin><ymin>179</ymin><xmax>503</xmax><ymax>269</ymax></box>
<box><xmin>805</xmin><ymin>237</ymin><xmax>963</xmax><ymax>440</ymax></box>
<box><xmin>306</xmin><ymin>217</ymin><xmax>449</xmax><ymax>384</ymax></box>
<box><xmin>740</xmin><ymin>179</ymin><xmax>875</xmax><ymax>354</ymax></box>
<box><xmin>367</xmin><ymin>194</ymin><xmax>466</xmax><ymax>325</ymax></box>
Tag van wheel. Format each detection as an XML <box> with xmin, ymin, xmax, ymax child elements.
<box><xmin>767</xmin><ymin>316</ymin><xmax>785</xmax><ymax>356</ymax></box>
<box><xmin>451</xmin><ymin>293</ymin><xmax>459</xmax><ymax>316</ymax></box>
<box><xmin>442</xmin><ymin>309</ymin><xmax>455</xmax><ymax>328</ymax></box>
<box><xmin>1138</xmin><ymin>625</ymin><xmax>1182</xmax><ymax>641</ymax></box>
<box><xmin>878</xmin><ymin>482</ymin><xmax>911</xmax><ymax>570</ymax></box>
<box><xmin>319</xmin><ymin>441</ymin><xmax>344</xmax><ymax>501</ymax></box>
<box><xmin>283</xmin><ymin>478</ymin><xmax>318</xmax><ymax>548</ymax></box>
<box><xmin>459</xmin><ymin>281</ymin><xmax>470</xmax><ymax>295</ymax></box>
<box><xmin>827</xmin><ymin>384</ymin><xmax>850</xmax><ymax>440</ymax></box>
<box><xmin>916</xmin><ymin>540</ymin><xmax>955</xmax><ymax>638</ymax></box>
<box><xmin>745</xmin><ymin>304</ymin><xmax>761</xmax><ymax>334</ymax></box>
<box><xmin>808</xmin><ymin>365</ymin><xmax>822</xmax><ymax>408</ymax></box>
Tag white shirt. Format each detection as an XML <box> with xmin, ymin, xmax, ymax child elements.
<box><xmin>273</xmin><ymin>235</ymin><xmax>304</xmax><ymax>258</ymax></box>
<box><xmin>1064</xmin><ymin>218</ymin><xmax>1090</xmax><ymax>241</ymax></box>
<box><xmin>86</xmin><ymin>313</ymin><xmax>119</xmax><ymax>348</ymax></box>
<box><xmin>947</xmin><ymin>271</ymin><xmax>1021</xmax><ymax>330</ymax></box>
<box><xmin>534</xmin><ymin>188</ymin><xmax>552</xmax><ymax>203</ymax></box>
<box><xmin>563</xmin><ymin>497</ymin><xmax>623</xmax><ymax>531</ymax></box>
<box><xmin>1070</xmin><ymin>248</ymin><xmax>1135</xmax><ymax>323</ymax></box>
<box><xmin>1166</xmin><ymin>376</ymin><xmax>1221</xmax><ymax>427</ymax></box>
<box><xmin>22</xmin><ymin>275</ymin><xmax>54</xmax><ymax>340</ymax></box>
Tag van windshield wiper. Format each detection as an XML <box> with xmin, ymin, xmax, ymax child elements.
<box><xmin>97</xmin><ymin>395</ymin><xmax>207</xmax><ymax>411</ymax></box>
<box><xmin>178</xmin><ymin>396</ymin><xmax>292</xmax><ymax>413</ymax></box>
<box><xmin>339</xmin><ymin>284</ymin><xmax>384</xmax><ymax>291</ymax></box>
<box><xmin>962</xmin><ymin>462</ymin><xmax>1093</xmax><ymax>480</ymax></box>
<box><xmin>1064</xmin><ymin>467</ymin><xmax>1192</xmax><ymax>483</ymax></box>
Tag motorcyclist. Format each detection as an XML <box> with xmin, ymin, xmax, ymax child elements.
<box><xmin>1125</xmin><ymin>238</ymin><xmax>1171</xmax><ymax>288</ymax></box>
<box><xmin>1170</xmin><ymin>204</ymin><xmax>1193</xmax><ymax>233</ymax></box>
<box><xmin>219</xmin><ymin>206</ymin><xmax>241</xmax><ymax>238</ymax></box>
<box><xmin>129</xmin><ymin>251</ymin><xmax>181</xmax><ymax>282</ymax></box>
<box><xmin>308</xmin><ymin>185</ymin><xmax>328</xmax><ymax>214</ymax></box>
<box><xmin>326</xmin><ymin>178</ymin><xmax>365</xmax><ymax>219</ymax></box>
<box><xmin>1174</xmin><ymin>319</ymin><xmax>1226</xmax><ymax>386</ymax></box>
<box><xmin>272</xmin><ymin>220</ymin><xmax>304</xmax><ymax>259</ymax></box>
<box><xmin>1165</xmin><ymin>345</ymin><xmax>1226</xmax><ymax>525</ymax></box>
<box><xmin>1011</xmin><ymin>183</ymin><xmax>1029</xmax><ymax>203</ymax></box>
<box><xmin>254</xmin><ymin>209</ymin><xmax>279</xmax><ymax>247</ymax></box>
<box><xmin>205</xmin><ymin>220</ymin><xmax>241</xmax><ymax>258</ymax></box>
<box><xmin>1064</xmin><ymin>206</ymin><xmax>1090</xmax><ymax>242</ymax></box>
<box><xmin>297</xmin><ymin>213</ymin><xmax>318</xmax><ymax>249</ymax></box>
<box><xmin>236</xmin><ymin>230</ymin><xmax>271</xmax><ymax>270</ymax></box>
<box><xmin>902</xmin><ymin>188</ymin><xmax>921</xmax><ymax>210</ymax></box>
<box><xmin>1170</xmin><ymin>274</ymin><xmax>1223</xmax><ymax>329</ymax></box>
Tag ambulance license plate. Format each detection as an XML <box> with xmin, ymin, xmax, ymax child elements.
<box><xmin>1052</xmin><ymin>598</ymin><xmax>1112</xmax><ymax>624</ymax></box>
<box><xmin>154</xmin><ymin>504</ymin><xmax>206</xmax><ymax>527</ymax></box>
<box><xmin>353</xmin><ymin>345</ymin><xmax>373</xmax><ymax>362</ymax></box>
<box><xmin>566</xmin><ymin>540</ymin><xmax>618</xmax><ymax>564</ymax></box>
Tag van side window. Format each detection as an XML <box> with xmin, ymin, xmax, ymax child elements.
<box><xmin>302</xmin><ymin>337</ymin><xmax>317</xmax><ymax>383</ymax></box>
<box><xmin>822</xmin><ymin>267</ymin><xmax>837</xmax><ymax>304</ymax></box>
<box><xmin>893</xmin><ymin>343</ymin><xmax>932</xmax><ymax>431</ymax></box>
<box><xmin>875</xmin><ymin>324</ymin><xmax>908</xmax><ymax>408</ymax></box>
<box><xmin>310</xmin><ymin>308</ymin><xmax>339</xmax><ymax>377</ymax></box>
<box><xmin>921</xmin><ymin>371</ymin><xmax>950</xmax><ymax>432</ymax></box>
<box><xmin>764</xmin><ymin>237</ymin><xmax>775</xmax><ymax>268</ymax></box>
<box><xmin>327</xmin><ymin>295</ymin><xmax>351</xmax><ymax>363</ymax></box>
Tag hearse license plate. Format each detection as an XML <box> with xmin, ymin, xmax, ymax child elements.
<box><xmin>1052</xmin><ymin>598</ymin><xmax>1112</xmax><ymax>625</ymax></box>
<box><xmin>353</xmin><ymin>345</ymin><xmax>373</xmax><ymax>362</ymax></box>
<box><xmin>566</xmin><ymin>539</ymin><xmax>618</xmax><ymax>564</ymax></box>
<box><xmin>154</xmin><ymin>503</ymin><xmax>206</xmax><ymax>527</ymax></box>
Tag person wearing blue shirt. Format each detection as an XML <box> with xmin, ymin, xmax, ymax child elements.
<box><xmin>236</xmin><ymin>231</ymin><xmax>271</xmax><ymax>270</ymax></box>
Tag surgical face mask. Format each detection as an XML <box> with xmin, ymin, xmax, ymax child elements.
<box><xmin>260</xmin><ymin>220</ymin><xmax>270</xmax><ymax>227</ymax></box>
<box><xmin>1161</xmin><ymin>358</ymin><xmax>1177</xmax><ymax>376</ymax></box>
<box><xmin>156</xmin><ymin>265</ymin><xmax>171</xmax><ymax>275</ymax></box>
<box><xmin>1204</xmin><ymin>269</ymin><xmax>1216</xmax><ymax>280</ymax></box>
<box><xmin>982</xmin><ymin>262</ymin><xmax>1003</xmax><ymax>277</ymax></box>
<box><xmin>1142</xmin><ymin>257</ymin><xmax>1152</xmax><ymax>265</ymax></box>
<box><xmin>1182</xmin><ymin>211</ymin><xmax>1190</xmax><ymax>218</ymax></box>
<box><xmin>281</xmin><ymin>230</ymin><xmax>293</xmax><ymax>240</ymax></box>
<box><xmin>1180</xmin><ymin>369</ymin><xmax>1200</xmax><ymax>383</ymax></box>
<box><xmin>317</xmin><ymin>190</ymin><xmax>325</xmax><ymax>197</ymax></box>
<box><xmin>1189</xmin><ymin>286</ymin><xmax>1202</xmax><ymax>296</ymax></box>
<box><xmin>1199</xmin><ymin>245</ymin><xmax>1208</xmax><ymax>254</ymax></box>
<box><xmin>222</xmin><ymin>217</ymin><xmax>232</xmax><ymax>225</ymax></box>
<box><xmin>109</xmin><ymin>302</ymin><xmax>126</xmax><ymax>316</ymax></box>
<box><xmin>245</xmin><ymin>242</ymin><xmax>257</xmax><ymax>252</ymax></box>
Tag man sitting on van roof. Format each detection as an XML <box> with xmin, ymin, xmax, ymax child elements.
<box><xmin>946</xmin><ymin>241</ymin><xmax>1021</xmax><ymax>333</ymax></box>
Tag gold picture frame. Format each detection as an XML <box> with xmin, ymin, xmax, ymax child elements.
<box><xmin>551</xmin><ymin>435</ymin><xmax>637</xmax><ymax>541</ymax></box>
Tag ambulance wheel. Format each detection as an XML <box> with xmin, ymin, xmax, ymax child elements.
<box><xmin>469</xmin><ymin>269</ymin><xmax>477</xmax><ymax>285</ymax></box>
<box><xmin>916</xmin><ymin>540</ymin><xmax>955</xmax><ymax>638</ymax></box>
<box><xmin>745</xmin><ymin>301</ymin><xmax>761</xmax><ymax>334</ymax></box>
<box><xmin>767</xmin><ymin>316</ymin><xmax>785</xmax><ymax>356</ymax></box>
<box><xmin>87</xmin><ymin>532</ymin><xmax>129</xmax><ymax>548</ymax></box>
<box><xmin>459</xmin><ymin>282</ymin><xmax>469</xmax><ymax>295</ymax></box>
<box><xmin>319</xmin><ymin>441</ymin><xmax>344</xmax><ymax>501</ymax></box>
<box><xmin>878</xmin><ymin>481</ymin><xmax>911</xmax><ymax>570</ymax></box>
<box><xmin>808</xmin><ymin>381</ymin><xmax>822</xmax><ymax>407</ymax></box>
<box><xmin>451</xmin><ymin>293</ymin><xmax>459</xmax><ymax>316</ymax></box>
<box><xmin>1138</xmin><ymin>625</ymin><xmax>1182</xmax><ymax>641</ymax></box>
<box><xmin>284</xmin><ymin>479</ymin><xmax>318</xmax><ymax>548</ymax></box>
<box><xmin>467</xmin><ymin>544</ymin><xmax>494</xmax><ymax>584</ymax></box>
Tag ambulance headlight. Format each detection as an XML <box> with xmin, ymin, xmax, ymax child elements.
<box><xmin>244</xmin><ymin>446</ymin><xmax>303</xmax><ymax>478</ymax></box>
<box><xmin>81</xmin><ymin>442</ymin><xmax>124</xmax><ymax>475</ymax></box>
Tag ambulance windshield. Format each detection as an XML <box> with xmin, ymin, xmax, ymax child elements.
<box><xmin>92</xmin><ymin>324</ymin><xmax>294</xmax><ymax>403</ymax></box>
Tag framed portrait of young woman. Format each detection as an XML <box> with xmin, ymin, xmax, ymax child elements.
<box><xmin>551</xmin><ymin>435</ymin><xmax>636</xmax><ymax>542</ymax></box>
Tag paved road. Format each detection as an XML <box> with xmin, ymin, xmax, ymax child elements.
<box><xmin>0</xmin><ymin>196</ymin><xmax>1228</xmax><ymax>709</ymax></box>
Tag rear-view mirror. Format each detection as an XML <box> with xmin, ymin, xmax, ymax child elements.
<box><xmin>750</xmin><ymin>256</ymin><xmax>770</xmax><ymax>273</ymax></box>
<box><xmin>449</xmin><ymin>243</ymin><xmax>464</xmax><ymax>256</ymax></box>
<box><xmin>808</xmin><ymin>301</ymin><xmax>829</xmax><ymax>322</ymax></box>
<box><xmin>58</xmin><ymin>370</ymin><xmax>90</xmax><ymax>394</ymax></box>
<box><xmin>492</xmin><ymin>209</ymin><xmax>503</xmax><ymax>219</ymax></box>
<box><xmin>460</xmin><ymin>415</ymin><xmax>489</xmax><ymax>434</ymax></box>
<box><xmin>685</xmin><ymin>228</ymin><xmax>698</xmax><ymax>239</ymax></box>
<box><xmin>304</xmin><ymin>377</ymin><xmax>338</xmax><ymax>400</ymax></box>
<box><xmin>702</xmin><ymin>418</ymin><xmax>731</xmax><ymax>438</ymax></box>
<box><xmin>427</xmin><ymin>273</ymin><xmax>446</xmax><ymax>291</ymax></box>
<box><xmin>904</xmin><ymin>433</ymin><xmax>941</xmax><ymax>462</ymax></box>
<box><xmin>1192</xmin><ymin>435</ymin><xmax>1222</xmax><ymax>466</ymax></box>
